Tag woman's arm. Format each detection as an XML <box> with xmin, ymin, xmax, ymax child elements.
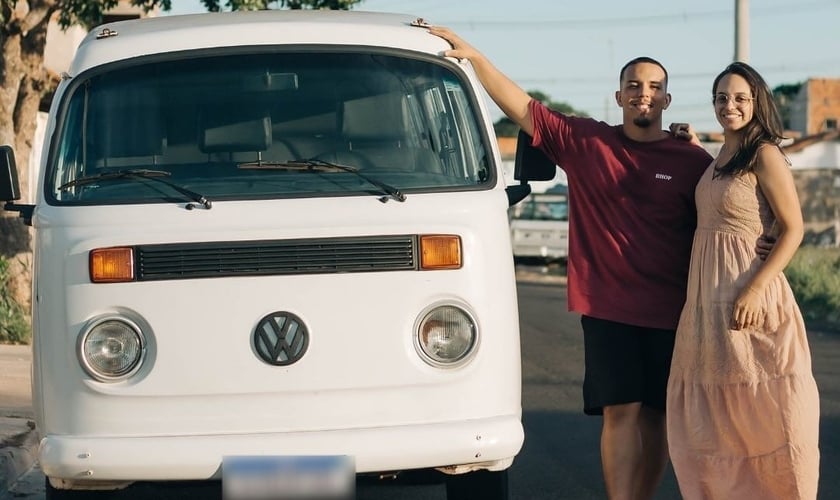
<box><xmin>732</xmin><ymin>145</ymin><xmax>804</xmax><ymax>329</ymax></box>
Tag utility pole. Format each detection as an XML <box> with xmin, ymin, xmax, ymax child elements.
<box><xmin>734</xmin><ymin>0</ymin><xmax>749</xmax><ymax>62</ymax></box>
<box><xmin>606</xmin><ymin>38</ymin><xmax>614</xmax><ymax>123</ymax></box>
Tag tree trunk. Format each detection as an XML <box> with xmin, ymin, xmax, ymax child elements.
<box><xmin>1</xmin><ymin>0</ymin><xmax>57</xmax><ymax>314</ymax></box>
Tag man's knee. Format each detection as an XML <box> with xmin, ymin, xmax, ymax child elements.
<box><xmin>602</xmin><ymin>402</ymin><xmax>643</xmax><ymax>427</ymax></box>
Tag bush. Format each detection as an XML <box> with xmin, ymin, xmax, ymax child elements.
<box><xmin>0</xmin><ymin>256</ymin><xmax>31</xmax><ymax>344</ymax></box>
<box><xmin>786</xmin><ymin>245</ymin><xmax>840</xmax><ymax>332</ymax></box>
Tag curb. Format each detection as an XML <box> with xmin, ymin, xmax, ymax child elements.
<box><xmin>515</xmin><ymin>271</ymin><xmax>567</xmax><ymax>286</ymax></box>
<box><xmin>0</xmin><ymin>428</ymin><xmax>38</xmax><ymax>497</ymax></box>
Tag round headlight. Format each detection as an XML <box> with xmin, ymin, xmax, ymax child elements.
<box><xmin>416</xmin><ymin>305</ymin><xmax>477</xmax><ymax>366</ymax></box>
<box><xmin>78</xmin><ymin>318</ymin><xmax>145</xmax><ymax>382</ymax></box>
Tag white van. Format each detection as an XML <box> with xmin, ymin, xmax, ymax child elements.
<box><xmin>0</xmin><ymin>10</ymin><xmax>556</xmax><ymax>500</ymax></box>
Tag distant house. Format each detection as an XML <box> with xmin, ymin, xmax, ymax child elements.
<box><xmin>789</xmin><ymin>78</ymin><xmax>840</xmax><ymax>136</ymax></box>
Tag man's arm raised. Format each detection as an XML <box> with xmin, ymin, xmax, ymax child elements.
<box><xmin>428</xmin><ymin>26</ymin><xmax>534</xmax><ymax>137</ymax></box>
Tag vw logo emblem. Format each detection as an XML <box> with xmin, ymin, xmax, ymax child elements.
<box><xmin>252</xmin><ymin>312</ymin><xmax>309</xmax><ymax>366</ymax></box>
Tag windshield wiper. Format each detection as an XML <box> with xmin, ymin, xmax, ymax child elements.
<box><xmin>238</xmin><ymin>159</ymin><xmax>406</xmax><ymax>203</ymax></box>
<box><xmin>58</xmin><ymin>169</ymin><xmax>212</xmax><ymax>210</ymax></box>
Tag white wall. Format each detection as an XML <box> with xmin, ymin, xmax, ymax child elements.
<box><xmin>700</xmin><ymin>140</ymin><xmax>840</xmax><ymax>170</ymax></box>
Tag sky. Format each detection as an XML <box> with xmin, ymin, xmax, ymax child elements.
<box><xmin>164</xmin><ymin>0</ymin><xmax>840</xmax><ymax>133</ymax></box>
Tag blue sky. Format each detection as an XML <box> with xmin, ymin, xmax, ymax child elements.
<box><xmin>164</xmin><ymin>0</ymin><xmax>840</xmax><ymax>133</ymax></box>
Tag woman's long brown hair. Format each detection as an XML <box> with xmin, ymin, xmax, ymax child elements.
<box><xmin>712</xmin><ymin>61</ymin><xmax>787</xmax><ymax>178</ymax></box>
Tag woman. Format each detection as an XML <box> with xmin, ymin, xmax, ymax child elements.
<box><xmin>666</xmin><ymin>62</ymin><xmax>820</xmax><ymax>499</ymax></box>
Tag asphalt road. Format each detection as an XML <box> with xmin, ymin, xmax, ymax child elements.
<box><xmin>4</xmin><ymin>280</ymin><xmax>840</xmax><ymax>499</ymax></box>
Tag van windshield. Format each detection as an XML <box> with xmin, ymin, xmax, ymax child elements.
<box><xmin>48</xmin><ymin>50</ymin><xmax>493</xmax><ymax>205</ymax></box>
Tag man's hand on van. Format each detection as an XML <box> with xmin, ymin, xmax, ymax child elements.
<box><xmin>427</xmin><ymin>26</ymin><xmax>481</xmax><ymax>63</ymax></box>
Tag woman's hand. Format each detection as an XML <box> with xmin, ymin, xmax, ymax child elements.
<box><xmin>732</xmin><ymin>286</ymin><xmax>765</xmax><ymax>330</ymax></box>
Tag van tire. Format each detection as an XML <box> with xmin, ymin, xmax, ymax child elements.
<box><xmin>445</xmin><ymin>469</ymin><xmax>509</xmax><ymax>500</ymax></box>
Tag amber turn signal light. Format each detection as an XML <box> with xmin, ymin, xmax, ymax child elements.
<box><xmin>90</xmin><ymin>247</ymin><xmax>135</xmax><ymax>283</ymax></box>
<box><xmin>419</xmin><ymin>235</ymin><xmax>462</xmax><ymax>270</ymax></box>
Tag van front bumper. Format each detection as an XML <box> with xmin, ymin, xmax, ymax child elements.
<box><xmin>40</xmin><ymin>415</ymin><xmax>523</xmax><ymax>483</ymax></box>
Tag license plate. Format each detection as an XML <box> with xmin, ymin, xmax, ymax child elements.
<box><xmin>223</xmin><ymin>455</ymin><xmax>355</xmax><ymax>500</ymax></box>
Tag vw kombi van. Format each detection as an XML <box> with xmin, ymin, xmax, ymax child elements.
<box><xmin>0</xmin><ymin>10</ymin><xmax>554</xmax><ymax>499</ymax></box>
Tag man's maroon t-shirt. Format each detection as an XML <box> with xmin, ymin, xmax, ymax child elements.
<box><xmin>529</xmin><ymin>100</ymin><xmax>713</xmax><ymax>330</ymax></box>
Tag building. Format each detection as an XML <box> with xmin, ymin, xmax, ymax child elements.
<box><xmin>789</xmin><ymin>78</ymin><xmax>840</xmax><ymax>136</ymax></box>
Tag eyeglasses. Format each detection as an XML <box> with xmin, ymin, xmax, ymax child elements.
<box><xmin>713</xmin><ymin>93</ymin><xmax>754</xmax><ymax>106</ymax></box>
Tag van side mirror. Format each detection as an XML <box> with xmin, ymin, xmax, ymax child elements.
<box><xmin>513</xmin><ymin>129</ymin><xmax>557</xmax><ymax>183</ymax></box>
<box><xmin>0</xmin><ymin>145</ymin><xmax>21</xmax><ymax>202</ymax></box>
<box><xmin>505</xmin><ymin>130</ymin><xmax>557</xmax><ymax>206</ymax></box>
<box><xmin>1</xmin><ymin>145</ymin><xmax>34</xmax><ymax>225</ymax></box>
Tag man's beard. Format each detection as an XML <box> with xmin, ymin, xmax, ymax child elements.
<box><xmin>633</xmin><ymin>116</ymin><xmax>653</xmax><ymax>128</ymax></box>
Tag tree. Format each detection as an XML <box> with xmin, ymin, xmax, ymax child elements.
<box><xmin>0</xmin><ymin>0</ymin><xmax>363</xmax><ymax>319</ymax></box>
<box><xmin>773</xmin><ymin>82</ymin><xmax>803</xmax><ymax>131</ymax></box>
<box><xmin>493</xmin><ymin>90</ymin><xmax>589</xmax><ymax>137</ymax></box>
<box><xmin>200</xmin><ymin>0</ymin><xmax>361</xmax><ymax>11</ymax></box>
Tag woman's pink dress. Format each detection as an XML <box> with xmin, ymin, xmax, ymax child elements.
<box><xmin>667</xmin><ymin>165</ymin><xmax>820</xmax><ymax>499</ymax></box>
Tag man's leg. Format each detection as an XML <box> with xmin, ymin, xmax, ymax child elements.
<box><xmin>601</xmin><ymin>402</ymin><xmax>643</xmax><ymax>500</ymax></box>
<box><xmin>582</xmin><ymin>316</ymin><xmax>671</xmax><ymax>500</ymax></box>
<box><xmin>635</xmin><ymin>406</ymin><xmax>668</xmax><ymax>500</ymax></box>
<box><xmin>601</xmin><ymin>403</ymin><xmax>668</xmax><ymax>500</ymax></box>
<box><xmin>634</xmin><ymin>327</ymin><xmax>677</xmax><ymax>499</ymax></box>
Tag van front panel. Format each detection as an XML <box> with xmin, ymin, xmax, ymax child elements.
<box><xmin>32</xmin><ymin>193</ymin><xmax>522</xmax><ymax>473</ymax></box>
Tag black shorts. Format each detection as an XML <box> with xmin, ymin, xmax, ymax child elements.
<box><xmin>581</xmin><ymin>315</ymin><xmax>675</xmax><ymax>416</ymax></box>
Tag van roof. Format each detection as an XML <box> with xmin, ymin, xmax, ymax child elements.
<box><xmin>70</xmin><ymin>10</ymin><xmax>451</xmax><ymax>74</ymax></box>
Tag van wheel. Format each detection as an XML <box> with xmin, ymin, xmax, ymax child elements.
<box><xmin>445</xmin><ymin>469</ymin><xmax>509</xmax><ymax>500</ymax></box>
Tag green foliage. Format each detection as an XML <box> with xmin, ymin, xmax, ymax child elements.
<box><xmin>0</xmin><ymin>257</ymin><xmax>30</xmax><ymax>345</ymax></box>
<box><xmin>772</xmin><ymin>82</ymin><xmax>803</xmax><ymax>131</ymax></box>
<box><xmin>57</xmin><ymin>0</ymin><xmax>130</xmax><ymax>29</ymax></box>
<box><xmin>199</xmin><ymin>0</ymin><xmax>363</xmax><ymax>13</ymax></box>
<box><xmin>274</xmin><ymin>0</ymin><xmax>361</xmax><ymax>8</ymax></box>
<box><xmin>56</xmin><ymin>0</ymin><xmax>364</xmax><ymax>29</ymax></box>
<box><xmin>773</xmin><ymin>83</ymin><xmax>803</xmax><ymax>100</ymax></box>
<box><xmin>786</xmin><ymin>246</ymin><xmax>840</xmax><ymax>331</ymax></box>
<box><xmin>493</xmin><ymin>89</ymin><xmax>590</xmax><ymax>137</ymax></box>
<box><xmin>493</xmin><ymin>117</ymin><xmax>520</xmax><ymax>138</ymax></box>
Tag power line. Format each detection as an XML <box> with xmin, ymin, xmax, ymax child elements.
<box><xmin>513</xmin><ymin>58</ymin><xmax>840</xmax><ymax>86</ymax></box>
<box><xmin>436</xmin><ymin>1</ymin><xmax>838</xmax><ymax>29</ymax></box>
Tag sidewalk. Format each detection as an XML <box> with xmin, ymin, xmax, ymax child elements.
<box><xmin>0</xmin><ymin>344</ymin><xmax>38</xmax><ymax>497</ymax></box>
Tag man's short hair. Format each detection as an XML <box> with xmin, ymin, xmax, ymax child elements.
<box><xmin>619</xmin><ymin>57</ymin><xmax>669</xmax><ymax>88</ymax></box>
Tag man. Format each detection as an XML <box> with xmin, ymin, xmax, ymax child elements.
<box><xmin>429</xmin><ymin>27</ymin><xmax>712</xmax><ymax>500</ymax></box>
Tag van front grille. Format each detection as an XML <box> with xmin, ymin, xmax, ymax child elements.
<box><xmin>135</xmin><ymin>235</ymin><xmax>417</xmax><ymax>281</ymax></box>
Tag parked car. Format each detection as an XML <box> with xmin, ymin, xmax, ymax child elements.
<box><xmin>509</xmin><ymin>188</ymin><xmax>569</xmax><ymax>264</ymax></box>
